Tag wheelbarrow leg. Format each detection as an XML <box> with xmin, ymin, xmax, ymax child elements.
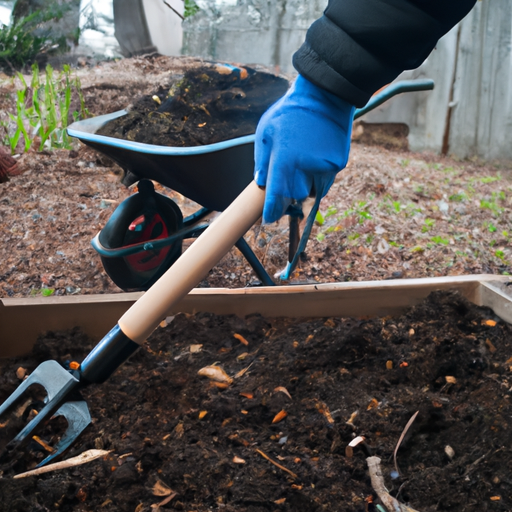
<box><xmin>235</xmin><ymin>237</ymin><xmax>275</xmax><ymax>286</ymax></box>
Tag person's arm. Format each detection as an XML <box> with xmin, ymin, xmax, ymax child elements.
<box><xmin>255</xmin><ymin>0</ymin><xmax>477</xmax><ymax>224</ymax></box>
<box><xmin>294</xmin><ymin>0</ymin><xmax>477</xmax><ymax>107</ymax></box>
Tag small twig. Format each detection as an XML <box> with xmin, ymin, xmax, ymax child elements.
<box><xmin>367</xmin><ymin>456</ymin><xmax>421</xmax><ymax>512</ymax></box>
<box><xmin>255</xmin><ymin>448</ymin><xmax>297</xmax><ymax>479</ymax></box>
<box><xmin>14</xmin><ymin>449</ymin><xmax>112</xmax><ymax>479</ymax></box>
<box><xmin>163</xmin><ymin>0</ymin><xmax>185</xmax><ymax>20</ymax></box>
<box><xmin>393</xmin><ymin>410</ymin><xmax>419</xmax><ymax>476</ymax></box>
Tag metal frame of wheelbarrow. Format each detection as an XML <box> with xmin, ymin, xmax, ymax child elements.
<box><xmin>67</xmin><ymin>79</ymin><xmax>435</xmax><ymax>289</ymax></box>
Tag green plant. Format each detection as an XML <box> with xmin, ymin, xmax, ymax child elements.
<box><xmin>431</xmin><ymin>235</ymin><xmax>450</xmax><ymax>246</ymax></box>
<box><xmin>495</xmin><ymin>249</ymin><xmax>508</xmax><ymax>263</ymax></box>
<box><xmin>480</xmin><ymin>191</ymin><xmax>506</xmax><ymax>217</ymax></box>
<box><xmin>485</xmin><ymin>222</ymin><xmax>497</xmax><ymax>233</ymax></box>
<box><xmin>2</xmin><ymin>63</ymin><xmax>89</xmax><ymax>153</ymax></box>
<box><xmin>30</xmin><ymin>287</ymin><xmax>55</xmax><ymax>297</ymax></box>
<box><xmin>392</xmin><ymin>201</ymin><xmax>402</xmax><ymax>213</ymax></box>
<box><xmin>184</xmin><ymin>0</ymin><xmax>200</xmax><ymax>18</ymax></box>
<box><xmin>449</xmin><ymin>192</ymin><xmax>467</xmax><ymax>202</ymax></box>
<box><xmin>421</xmin><ymin>218</ymin><xmax>435</xmax><ymax>233</ymax></box>
<box><xmin>0</xmin><ymin>4</ymin><xmax>71</xmax><ymax>70</ymax></box>
<box><xmin>315</xmin><ymin>205</ymin><xmax>338</xmax><ymax>226</ymax></box>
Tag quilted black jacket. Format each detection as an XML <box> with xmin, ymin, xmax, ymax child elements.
<box><xmin>293</xmin><ymin>0</ymin><xmax>477</xmax><ymax>106</ymax></box>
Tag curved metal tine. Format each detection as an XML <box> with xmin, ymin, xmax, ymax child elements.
<box><xmin>0</xmin><ymin>360</ymin><xmax>77</xmax><ymax>417</ymax></box>
<box><xmin>35</xmin><ymin>400</ymin><xmax>92</xmax><ymax>468</ymax></box>
<box><xmin>280</xmin><ymin>194</ymin><xmax>322</xmax><ymax>280</ymax></box>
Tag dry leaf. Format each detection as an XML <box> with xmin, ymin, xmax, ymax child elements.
<box><xmin>198</xmin><ymin>365</ymin><xmax>233</xmax><ymax>384</ymax></box>
<box><xmin>274</xmin><ymin>386</ymin><xmax>292</xmax><ymax>400</ymax></box>
<box><xmin>274</xmin><ymin>498</ymin><xmax>286</xmax><ymax>505</ymax></box>
<box><xmin>272</xmin><ymin>410</ymin><xmax>288</xmax><ymax>424</ymax></box>
<box><xmin>152</xmin><ymin>479</ymin><xmax>173</xmax><ymax>497</ymax></box>
<box><xmin>14</xmin><ymin>449</ymin><xmax>112</xmax><ymax>479</ymax></box>
<box><xmin>233</xmin><ymin>333</ymin><xmax>249</xmax><ymax>346</ymax></box>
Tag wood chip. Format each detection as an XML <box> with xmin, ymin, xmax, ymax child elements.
<box><xmin>198</xmin><ymin>411</ymin><xmax>208</xmax><ymax>419</ymax></box>
<box><xmin>152</xmin><ymin>479</ymin><xmax>173</xmax><ymax>496</ymax></box>
<box><xmin>485</xmin><ymin>338</ymin><xmax>497</xmax><ymax>353</ymax></box>
<box><xmin>274</xmin><ymin>386</ymin><xmax>292</xmax><ymax>400</ymax></box>
<box><xmin>345</xmin><ymin>436</ymin><xmax>366</xmax><ymax>458</ymax></box>
<box><xmin>367</xmin><ymin>456</ymin><xmax>420</xmax><ymax>512</ymax></box>
<box><xmin>189</xmin><ymin>344</ymin><xmax>203</xmax><ymax>353</ymax></box>
<box><xmin>16</xmin><ymin>367</ymin><xmax>27</xmax><ymax>380</ymax></box>
<box><xmin>367</xmin><ymin>398</ymin><xmax>379</xmax><ymax>410</ymax></box>
<box><xmin>233</xmin><ymin>333</ymin><xmax>249</xmax><ymax>346</ymax></box>
<box><xmin>232</xmin><ymin>456</ymin><xmax>245</xmax><ymax>464</ymax></box>
<box><xmin>272</xmin><ymin>410</ymin><xmax>288</xmax><ymax>424</ymax></box>
<box><xmin>14</xmin><ymin>449</ymin><xmax>112</xmax><ymax>479</ymax></box>
<box><xmin>445</xmin><ymin>376</ymin><xmax>457</xmax><ymax>384</ymax></box>
<box><xmin>255</xmin><ymin>449</ymin><xmax>297</xmax><ymax>480</ymax></box>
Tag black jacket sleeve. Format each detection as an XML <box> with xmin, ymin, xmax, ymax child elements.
<box><xmin>293</xmin><ymin>0</ymin><xmax>477</xmax><ymax>107</ymax></box>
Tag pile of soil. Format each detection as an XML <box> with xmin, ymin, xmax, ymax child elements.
<box><xmin>96</xmin><ymin>63</ymin><xmax>289</xmax><ymax>147</ymax></box>
<box><xmin>0</xmin><ymin>290</ymin><xmax>511</xmax><ymax>511</ymax></box>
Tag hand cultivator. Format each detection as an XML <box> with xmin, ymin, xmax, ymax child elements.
<box><xmin>0</xmin><ymin>77</ymin><xmax>433</xmax><ymax>467</ymax></box>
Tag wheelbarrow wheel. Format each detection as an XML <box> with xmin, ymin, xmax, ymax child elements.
<box><xmin>98</xmin><ymin>180</ymin><xmax>183</xmax><ymax>291</ymax></box>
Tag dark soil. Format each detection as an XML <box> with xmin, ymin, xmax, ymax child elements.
<box><xmin>1</xmin><ymin>290</ymin><xmax>511</xmax><ymax>511</ymax></box>
<box><xmin>96</xmin><ymin>63</ymin><xmax>289</xmax><ymax>147</ymax></box>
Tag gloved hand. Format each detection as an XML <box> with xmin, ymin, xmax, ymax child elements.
<box><xmin>254</xmin><ymin>74</ymin><xmax>355</xmax><ymax>224</ymax></box>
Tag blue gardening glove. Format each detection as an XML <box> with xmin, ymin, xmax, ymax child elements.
<box><xmin>254</xmin><ymin>74</ymin><xmax>355</xmax><ymax>224</ymax></box>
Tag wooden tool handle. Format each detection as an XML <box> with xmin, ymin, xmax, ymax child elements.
<box><xmin>119</xmin><ymin>181</ymin><xmax>265</xmax><ymax>344</ymax></box>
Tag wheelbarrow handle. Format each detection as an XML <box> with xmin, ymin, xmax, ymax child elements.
<box><xmin>119</xmin><ymin>180</ymin><xmax>265</xmax><ymax>344</ymax></box>
<box><xmin>354</xmin><ymin>79</ymin><xmax>435</xmax><ymax>120</ymax></box>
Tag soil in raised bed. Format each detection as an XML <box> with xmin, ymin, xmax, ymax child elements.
<box><xmin>96</xmin><ymin>63</ymin><xmax>289</xmax><ymax>147</ymax></box>
<box><xmin>0</xmin><ymin>290</ymin><xmax>511</xmax><ymax>511</ymax></box>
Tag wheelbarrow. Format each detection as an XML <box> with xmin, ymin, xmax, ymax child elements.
<box><xmin>0</xmin><ymin>77</ymin><xmax>434</xmax><ymax>468</ymax></box>
<box><xmin>66</xmin><ymin>77</ymin><xmax>435</xmax><ymax>291</ymax></box>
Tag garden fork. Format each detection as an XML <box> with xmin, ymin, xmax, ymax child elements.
<box><xmin>0</xmin><ymin>181</ymin><xmax>265</xmax><ymax>467</ymax></box>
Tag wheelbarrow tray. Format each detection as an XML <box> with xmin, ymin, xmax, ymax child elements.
<box><xmin>67</xmin><ymin>79</ymin><xmax>436</xmax><ymax>212</ymax></box>
<box><xmin>67</xmin><ymin>110</ymin><xmax>255</xmax><ymax>212</ymax></box>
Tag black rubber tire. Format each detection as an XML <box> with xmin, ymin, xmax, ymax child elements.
<box><xmin>98</xmin><ymin>180</ymin><xmax>183</xmax><ymax>291</ymax></box>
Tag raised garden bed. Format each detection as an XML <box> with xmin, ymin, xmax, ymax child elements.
<box><xmin>0</xmin><ymin>285</ymin><xmax>511</xmax><ymax>511</ymax></box>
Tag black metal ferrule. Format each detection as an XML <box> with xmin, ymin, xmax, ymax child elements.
<box><xmin>79</xmin><ymin>324</ymin><xmax>139</xmax><ymax>384</ymax></box>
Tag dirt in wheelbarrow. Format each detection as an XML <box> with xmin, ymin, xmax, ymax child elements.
<box><xmin>95</xmin><ymin>63</ymin><xmax>289</xmax><ymax>147</ymax></box>
<box><xmin>0</xmin><ymin>290</ymin><xmax>511</xmax><ymax>512</ymax></box>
